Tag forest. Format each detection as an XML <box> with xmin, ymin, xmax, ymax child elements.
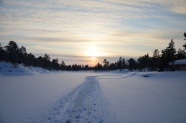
<box><xmin>0</xmin><ymin>33</ymin><xmax>186</xmax><ymax>71</ymax></box>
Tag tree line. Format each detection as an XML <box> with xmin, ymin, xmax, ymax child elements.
<box><xmin>0</xmin><ymin>41</ymin><xmax>93</xmax><ymax>71</ymax></box>
<box><xmin>0</xmin><ymin>33</ymin><xmax>186</xmax><ymax>71</ymax></box>
<box><xmin>96</xmin><ymin>33</ymin><xmax>186</xmax><ymax>72</ymax></box>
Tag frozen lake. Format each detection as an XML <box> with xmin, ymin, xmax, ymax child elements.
<box><xmin>0</xmin><ymin>70</ymin><xmax>186</xmax><ymax>123</ymax></box>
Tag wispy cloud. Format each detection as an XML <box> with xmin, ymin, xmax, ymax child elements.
<box><xmin>0</xmin><ymin>0</ymin><xmax>186</xmax><ymax>65</ymax></box>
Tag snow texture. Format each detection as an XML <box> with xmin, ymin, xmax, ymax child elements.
<box><xmin>0</xmin><ymin>61</ymin><xmax>51</xmax><ymax>76</ymax></box>
<box><xmin>0</xmin><ymin>62</ymin><xmax>186</xmax><ymax>123</ymax></box>
<box><xmin>99</xmin><ymin>72</ymin><xmax>186</xmax><ymax>123</ymax></box>
<box><xmin>30</xmin><ymin>76</ymin><xmax>115</xmax><ymax>123</ymax></box>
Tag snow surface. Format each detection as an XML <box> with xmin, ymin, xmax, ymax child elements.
<box><xmin>0</xmin><ymin>61</ymin><xmax>51</xmax><ymax>76</ymax></box>
<box><xmin>98</xmin><ymin>72</ymin><xmax>186</xmax><ymax>123</ymax></box>
<box><xmin>169</xmin><ymin>59</ymin><xmax>186</xmax><ymax>65</ymax></box>
<box><xmin>0</xmin><ymin>62</ymin><xmax>186</xmax><ymax>123</ymax></box>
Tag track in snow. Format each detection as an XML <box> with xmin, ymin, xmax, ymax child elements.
<box><xmin>30</xmin><ymin>76</ymin><xmax>115</xmax><ymax>123</ymax></box>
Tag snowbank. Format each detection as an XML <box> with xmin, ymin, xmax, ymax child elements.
<box><xmin>0</xmin><ymin>61</ymin><xmax>51</xmax><ymax>76</ymax></box>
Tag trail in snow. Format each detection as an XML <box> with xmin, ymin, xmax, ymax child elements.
<box><xmin>29</xmin><ymin>76</ymin><xmax>115</xmax><ymax>123</ymax></box>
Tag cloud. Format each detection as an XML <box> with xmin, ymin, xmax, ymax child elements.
<box><xmin>142</xmin><ymin>0</ymin><xmax>186</xmax><ymax>14</ymax></box>
<box><xmin>1</xmin><ymin>0</ymin><xmax>184</xmax><ymax>31</ymax></box>
<box><xmin>0</xmin><ymin>0</ymin><xmax>167</xmax><ymax>24</ymax></box>
<box><xmin>171</xmin><ymin>6</ymin><xmax>186</xmax><ymax>14</ymax></box>
<box><xmin>0</xmin><ymin>0</ymin><xmax>186</xmax><ymax>65</ymax></box>
<box><xmin>0</xmin><ymin>0</ymin><xmax>2</xmax><ymax>6</ymax></box>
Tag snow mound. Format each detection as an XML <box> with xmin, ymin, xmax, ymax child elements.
<box><xmin>0</xmin><ymin>61</ymin><xmax>50</xmax><ymax>76</ymax></box>
<box><xmin>169</xmin><ymin>59</ymin><xmax>186</xmax><ymax>65</ymax></box>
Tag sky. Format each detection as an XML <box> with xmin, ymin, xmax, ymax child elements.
<box><xmin>0</xmin><ymin>0</ymin><xmax>186</xmax><ymax>66</ymax></box>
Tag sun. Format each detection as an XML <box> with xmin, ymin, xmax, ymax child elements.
<box><xmin>84</xmin><ymin>43</ymin><xmax>107</xmax><ymax>62</ymax></box>
<box><xmin>91</xmin><ymin>56</ymin><xmax>95</xmax><ymax>59</ymax></box>
<box><xmin>86</xmin><ymin>45</ymin><xmax>99</xmax><ymax>58</ymax></box>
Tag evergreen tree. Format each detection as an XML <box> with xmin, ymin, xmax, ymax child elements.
<box><xmin>18</xmin><ymin>46</ymin><xmax>27</xmax><ymax>64</ymax></box>
<box><xmin>137</xmin><ymin>56</ymin><xmax>144</xmax><ymax>71</ymax></box>
<box><xmin>43</xmin><ymin>54</ymin><xmax>51</xmax><ymax>69</ymax></box>
<box><xmin>103</xmin><ymin>59</ymin><xmax>109</xmax><ymax>71</ymax></box>
<box><xmin>108</xmin><ymin>63</ymin><xmax>116</xmax><ymax>70</ymax></box>
<box><xmin>183</xmin><ymin>32</ymin><xmax>186</xmax><ymax>48</ymax></box>
<box><xmin>137</xmin><ymin>54</ymin><xmax>151</xmax><ymax>71</ymax></box>
<box><xmin>0</xmin><ymin>43</ymin><xmax>6</xmax><ymax>61</ymax></box>
<box><xmin>94</xmin><ymin>63</ymin><xmax>102</xmax><ymax>71</ymax></box>
<box><xmin>66</xmin><ymin>65</ymin><xmax>72</xmax><ymax>71</ymax></box>
<box><xmin>160</xmin><ymin>39</ymin><xmax>176</xmax><ymax>70</ymax></box>
<box><xmin>117</xmin><ymin>57</ymin><xmax>123</xmax><ymax>71</ymax></box>
<box><xmin>128</xmin><ymin>58</ymin><xmax>137</xmax><ymax>72</ymax></box>
<box><xmin>122</xmin><ymin>58</ymin><xmax>126</xmax><ymax>69</ymax></box>
<box><xmin>84</xmin><ymin>65</ymin><xmax>90</xmax><ymax>70</ymax></box>
<box><xmin>5</xmin><ymin>41</ymin><xmax>20</xmax><ymax>63</ymax></box>
<box><xmin>152</xmin><ymin>49</ymin><xmax>160</xmax><ymax>71</ymax></box>
<box><xmin>52</xmin><ymin>58</ymin><xmax>60</xmax><ymax>70</ymax></box>
<box><xmin>176</xmin><ymin>48</ymin><xmax>185</xmax><ymax>59</ymax></box>
<box><xmin>26</xmin><ymin>53</ymin><xmax>36</xmax><ymax>66</ymax></box>
<box><xmin>60</xmin><ymin>61</ymin><xmax>66</xmax><ymax>70</ymax></box>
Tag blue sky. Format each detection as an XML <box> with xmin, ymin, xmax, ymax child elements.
<box><xmin>0</xmin><ymin>0</ymin><xmax>186</xmax><ymax>65</ymax></box>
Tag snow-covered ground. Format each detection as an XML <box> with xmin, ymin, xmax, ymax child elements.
<box><xmin>0</xmin><ymin>61</ymin><xmax>51</xmax><ymax>76</ymax></box>
<box><xmin>98</xmin><ymin>72</ymin><xmax>186</xmax><ymax>123</ymax></box>
<box><xmin>0</xmin><ymin>62</ymin><xmax>186</xmax><ymax>123</ymax></box>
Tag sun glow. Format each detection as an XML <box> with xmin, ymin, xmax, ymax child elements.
<box><xmin>87</xmin><ymin>47</ymin><xmax>98</xmax><ymax>57</ymax></box>
<box><xmin>84</xmin><ymin>42</ymin><xmax>108</xmax><ymax>59</ymax></box>
<box><xmin>86</xmin><ymin>43</ymin><xmax>103</xmax><ymax>58</ymax></box>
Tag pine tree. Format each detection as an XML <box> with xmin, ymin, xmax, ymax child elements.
<box><xmin>160</xmin><ymin>39</ymin><xmax>176</xmax><ymax>70</ymax></box>
<box><xmin>61</xmin><ymin>61</ymin><xmax>66</xmax><ymax>70</ymax></box>
<box><xmin>0</xmin><ymin>43</ymin><xmax>5</xmax><ymax>61</ymax></box>
<box><xmin>122</xmin><ymin>58</ymin><xmax>126</xmax><ymax>69</ymax></box>
<box><xmin>5</xmin><ymin>41</ymin><xmax>19</xmax><ymax>63</ymax></box>
<box><xmin>95</xmin><ymin>63</ymin><xmax>102</xmax><ymax>71</ymax></box>
<box><xmin>103</xmin><ymin>59</ymin><xmax>109</xmax><ymax>71</ymax></box>
<box><xmin>176</xmin><ymin>48</ymin><xmax>185</xmax><ymax>59</ymax></box>
<box><xmin>152</xmin><ymin>49</ymin><xmax>160</xmax><ymax>71</ymax></box>
<box><xmin>52</xmin><ymin>58</ymin><xmax>60</xmax><ymax>70</ymax></box>
<box><xmin>43</xmin><ymin>54</ymin><xmax>51</xmax><ymax>69</ymax></box>
<box><xmin>117</xmin><ymin>57</ymin><xmax>123</xmax><ymax>71</ymax></box>
<box><xmin>0</xmin><ymin>43</ymin><xmax>6</xmax><ymax>61</ymax></box>
<box><xmin>128</xmin><ymin>58</ymin><xmax>137</xmax><ymax>72</ymax></box>
<box><xmin>183</xmin><ymin>33</ymin><xmax>186</xmax><ymax>48</ymax></box>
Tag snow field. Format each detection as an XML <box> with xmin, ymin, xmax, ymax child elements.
<box><xmin>98</xmin><ymin>72</ymin><xmax>186</xmax><ymax>123</ymax></box>
<box><xmin>30</xmin><ymin>76</ymin><xmax>115</xmax><ymax>123</ymax></box>
<box><xmin>0</xmin><ymin>72</ymin><xmax>87</xmax><ymax>123</ymax></box>
<box><xmin>0</xmin><ymin>63</ymin><xmax>186</xmax><ymax>123</ymax></box>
